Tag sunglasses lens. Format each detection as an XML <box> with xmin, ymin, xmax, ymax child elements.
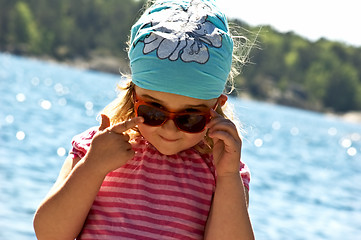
<box><xmin>137</xmin><ymin>105</ymin><xmax>166</xmax><ymax>126</ymax></box>
<box><xmin>175</xmin><ymin>114</ymin><xmax>207</xmax><ymax>133</ymax></box>
<box><xmin>136</xmin><ymin>100</ymin><xmax>209</xmax><ymax>133</ymax></box>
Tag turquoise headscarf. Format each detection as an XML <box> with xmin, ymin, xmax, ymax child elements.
<box><xmin>128</xmin><ymin>0</ymin><xmax>233</xmax><ymax>99</ymax></box>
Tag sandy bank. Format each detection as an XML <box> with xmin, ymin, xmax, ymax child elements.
<box><xmin>339</xmin><ymin>112</ymin><xmax>361</xmax><ymax>124</ymax></box>
<box><xmin>37</xmin><ymin>54</ymin><xmax>130</xmax><ymax>75</ymax></box>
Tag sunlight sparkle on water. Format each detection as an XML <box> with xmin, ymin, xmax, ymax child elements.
<box><xmin>272</xmin><ymin>121</ymin><xmax>281</xmax><ymax>130</ymax></box>
<box><xmin>340</xmin><ymin>138</ymin><xmax>352</xmax><ymax>148</ymax></box>
<box><xmin>351</xmin><ymin>133</ymin><xmax>361</xmax><ymax>142</ymax></box>
<box><xmin>57</xmin><ymin>147</ymin><xmax>67</xmax><ymax>157</ymax></box>
<box><xmin>31</xmin><ymin>77</ymin><xmax>40</xmax><ymax>86</ymax></box>
<box><xmin>85</xmin><ymin>101</ymin><xmax>94</xmax><ymax>110</ymax></box>
<box><xmin>16</xmin><ymin>93</ymin><xmax>26</xmax><ymax>102</ymax></box>
<box><xmin>40</xmin><ymin>100</ymin><xmax>52</xmax><ymax>110</ymax></box>
<box><xmin>328</xmin><ymin>127</ymin><xmax>338</xmax><ymax>136</ymax></box>
<box><xmin>58</xmin><ymin>98</ymin><xmax>67</xmax><ymax>106</ymax></box>
<box><xmin>254</xmin><ymin>138</ymin><xmax>263</xmax><ymax>147</ymax></box>
<box><xmin>263</xmin><ymin>133</ymin><xmax>273</xmax><ymax>142</ymax></box>
<box><xmin>85</xmin><ymin>101</ymin><xmax>94</xmax><ymax>116</ymax></box>
<box><xmin>16</xmin><ymin>131</ymin><xmax>26</xmax><ymax>141</ymax></box>
<box><xmin>54</xmin><ymin>83</ymin><xmax>69</xmax><ymax>96</ymax></box>
<box><xmin>5</xmin><ymin>115</ymin><xmax>14</xmax><ymax>124</ymax></box>
<box><xmin>347</xmin><ymin>147</ymin><xmax>357</xmax><ymax>156</ymax></box>
<box><xmin>290</xmin><ymin>127</ymin><xmax>299</xmax><ymax>136</ymax></box>
<box><xmin>44</xmin><ymin>78</ymin><xmax>53</xmax><ymax>86</ymax></box>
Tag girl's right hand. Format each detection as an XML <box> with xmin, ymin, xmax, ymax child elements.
<box><xmin>84</xmin><ymin>114</ymin><xmax>143</xmax><ymax>175</ymax></box>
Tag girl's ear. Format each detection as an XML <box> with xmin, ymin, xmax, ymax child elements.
<box><xmin>218</xmin><ymin>94</ymin><xmax>228</xmax><ymax>106</ymax></box>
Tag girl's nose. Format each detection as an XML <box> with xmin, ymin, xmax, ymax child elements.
<box><xmin>161</xmin><ymin>119</ymin><xmax>179</xmax><ymax>132</ymax></box>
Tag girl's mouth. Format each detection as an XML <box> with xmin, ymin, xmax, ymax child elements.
<box><xmin>160</xmin><ymin>135</ymin><xmax>179</xmax><ymax>142</ymax></box>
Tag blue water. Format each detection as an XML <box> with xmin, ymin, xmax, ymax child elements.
<box><xmin>1</xmin><ymin>53</ymin><xmax>360</xmax><ymax>239</ymax></box>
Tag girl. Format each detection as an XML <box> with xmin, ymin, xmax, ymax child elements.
<box><xmin>33</xmin><ymin>0</ymin><xmax>254</xmax><ymax>239</ymax></box>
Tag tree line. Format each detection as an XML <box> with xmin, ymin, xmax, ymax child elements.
<box><xmin>1</xmin><ymin>0</ymin><xmax>360</xmax><ymax>112</ymax></box>
<box><xmin>0</xmin><ymin>0</ymin><xmax>144</xmax><ymax>59</ymax></box>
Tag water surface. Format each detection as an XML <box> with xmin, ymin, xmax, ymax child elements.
<box><xmin>1</xmin><ymin>53</ymin><xmax>360</xmax><ymax>239</ymax></box>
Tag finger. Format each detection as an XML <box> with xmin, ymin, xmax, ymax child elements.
<box><xmin>207</xmin><ymin>109</ymin><xmax>226</xmax><ymax>128</ymax></box>
<box><xmin>110</xmin><ymin>117</ymin><xmax>144</xmax><ymax>134</ymax></box>
<box><xmin>208</xmin><ymin>119</ymin><xmax>241</xmax><ymax>145</ymax></box>
<box><xmin>210</xmin><ymin>130</ymin><xmax>242</xmax><ymax>152</ymax></box>
<box><xmin>208</xmin><ymin>118</ymin><xmax>239</xmax><ymax>138</ymax></box>
<box><xmin>99</xmin><ymin>114</ymin><xmax>111</xmax><ymax>131</ymax></box>
<box><xmin>209</xmin><ymin>119</ymin><xmax>237</xmax><ymax>134</ymax></box>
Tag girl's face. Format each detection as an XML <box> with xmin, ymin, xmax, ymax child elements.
<box><xmin>134</xmin><ymin>86</ymin><xmax>219</xmax><ymax>155</ymax></box>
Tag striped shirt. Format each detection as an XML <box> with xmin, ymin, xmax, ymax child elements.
<box><xmin>71</xmin><ymin>127</ymin><xmax>250</xmax><ymax>240</ymax></box>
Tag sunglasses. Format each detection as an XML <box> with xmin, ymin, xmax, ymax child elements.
<box><xmin>134</xmin><ymin>94</ymin><xmax>218</xmax><ymax>133</ymax></box>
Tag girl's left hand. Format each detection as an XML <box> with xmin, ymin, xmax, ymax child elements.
<box><xmin>207</xmin><ymin>109</ymin><xmax>242</xmax><ymax>177</ymax></box>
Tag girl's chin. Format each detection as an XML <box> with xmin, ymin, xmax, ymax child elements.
<box><xmin>153</xmin><ymin>143</ymin><xmax>183</xmax><ymax>156</ymax></box>
<box><xmin>150</xmin><ymin>138</ymin><xmax>189</xmax><ymax>155</ymax></box>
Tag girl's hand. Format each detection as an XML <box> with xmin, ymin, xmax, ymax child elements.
<box><xmin>207</xmin><ymin>110</ymin><xmax>242</xmax><ymax>177</ymax></box>
<box><xmin>84</xmin><ymin>114</ymin><xmax>143</xmax><ymax>175</ymax></box>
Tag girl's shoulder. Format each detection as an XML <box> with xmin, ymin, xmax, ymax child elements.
<box><xmin>69</xmin><ymin>127</ymin><xmax>143</xmax><ymax>159</ymax></box>
<box><xmin>70</xmin><ymin>127</ymin><xmax>98</xmax><ymax>158</ymax></box>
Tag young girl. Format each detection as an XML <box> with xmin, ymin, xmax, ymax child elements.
<box><xmin>33</xmin><ymin>0</ymin><xmax>254</xmax><ymax>239</ymax></box>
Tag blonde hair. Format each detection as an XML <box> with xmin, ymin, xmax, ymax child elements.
<box><xmin>101</xmin><ymin>79</ymin><xmax>136</xmax><ymax>126</ymax></box>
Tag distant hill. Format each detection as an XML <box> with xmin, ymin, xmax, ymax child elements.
<box><xmin>1</xmin><ymin>0</ymin><xmax>360</xmax><ymax>112</ymax></box>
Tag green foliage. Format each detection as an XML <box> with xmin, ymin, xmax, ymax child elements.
<box><xmin>0</xmin><ymin>0</ymin><xmax>360</xmax><ymax>112</ymax></box>
<box><xmin>323</xmin><ymin>63</ymin><xmax>359</xmax><ymax>111</ymax></box>
<box><xmin>236</xmin><ymin>23</ymin><xmax>361</xmax><ymax>112</ymax></box>
<box><xmin>0</xmin><ymin>0</ymin><xmax>145</xmax><ymax>58</ymax></box>
<box><xmin>7</xmin><ymin>1</ymin><xmax>41</xmax><ymax>53</ymax></box>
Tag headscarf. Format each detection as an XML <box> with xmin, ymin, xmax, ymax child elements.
<box><xmin>128</xmin><ymin>0</ymin><xmax>233</xmax><ymax>99</ymax></box>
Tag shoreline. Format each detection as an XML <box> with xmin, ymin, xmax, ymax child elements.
<box><xmin>18</xmin><ymin>53</ymin><xmax>361</xmax><ymax>125</ymax></box>
<box><xmin>36</xmin><ymin>54</ymin><xmax>130</xmax><ymax>75</ymax></box>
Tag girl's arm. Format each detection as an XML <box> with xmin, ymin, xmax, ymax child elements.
<box><xmin>204</xmin><ymin>110</ymin><xmax>254</xmax><ymax>240</ymax></box>
<box><xmin>33</xmin><ymin>155</ymin><xmax>108</xmax><ymax>240</ymax></box>
<box><xmin>204</xmin><ymin>174</ymin><xmax>253</xmax><ymax>240</ymax></box>
<box><xmin>33</xmin><ymin>115</ymin><xmax>143</xmax><ymax>240</ymax></box>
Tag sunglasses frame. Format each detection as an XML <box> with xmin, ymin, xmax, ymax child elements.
<box><xmin>134</xmin><ymin>93</ymin><xmax>218</xmax><ymax>133</ymax></box>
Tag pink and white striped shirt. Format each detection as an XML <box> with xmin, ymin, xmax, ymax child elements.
<box><xmin>71</xmin><ymin>127</ymin><xmax>250</xmax><ymax>240</ymax></box>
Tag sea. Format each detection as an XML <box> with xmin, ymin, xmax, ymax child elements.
<box><xmin>1</xmin><ymin>52</ymin><xmax>360</xmax><ymax>240</ymax></box>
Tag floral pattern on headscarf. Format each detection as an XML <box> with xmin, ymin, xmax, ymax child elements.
<box><xmin>139</xmin><ymin>0</ymin><xmax>223</xmax><ymax>64</ymax></box>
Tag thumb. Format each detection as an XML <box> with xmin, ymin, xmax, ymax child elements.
<box><xmin>99</xmin><ymin>114</ymin><xmax>111</xmax><ymax>131</ymax></box>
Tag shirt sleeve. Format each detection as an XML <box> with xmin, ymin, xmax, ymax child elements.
<box><xmin>69</xmin><ymin>127</ymin><xmax>98</xmax><ymax>159</ymax></box>
<box><xmin>240</xmin><ymin>161</ymin><xmax>251</xmax><ymax>191</ymax></box>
